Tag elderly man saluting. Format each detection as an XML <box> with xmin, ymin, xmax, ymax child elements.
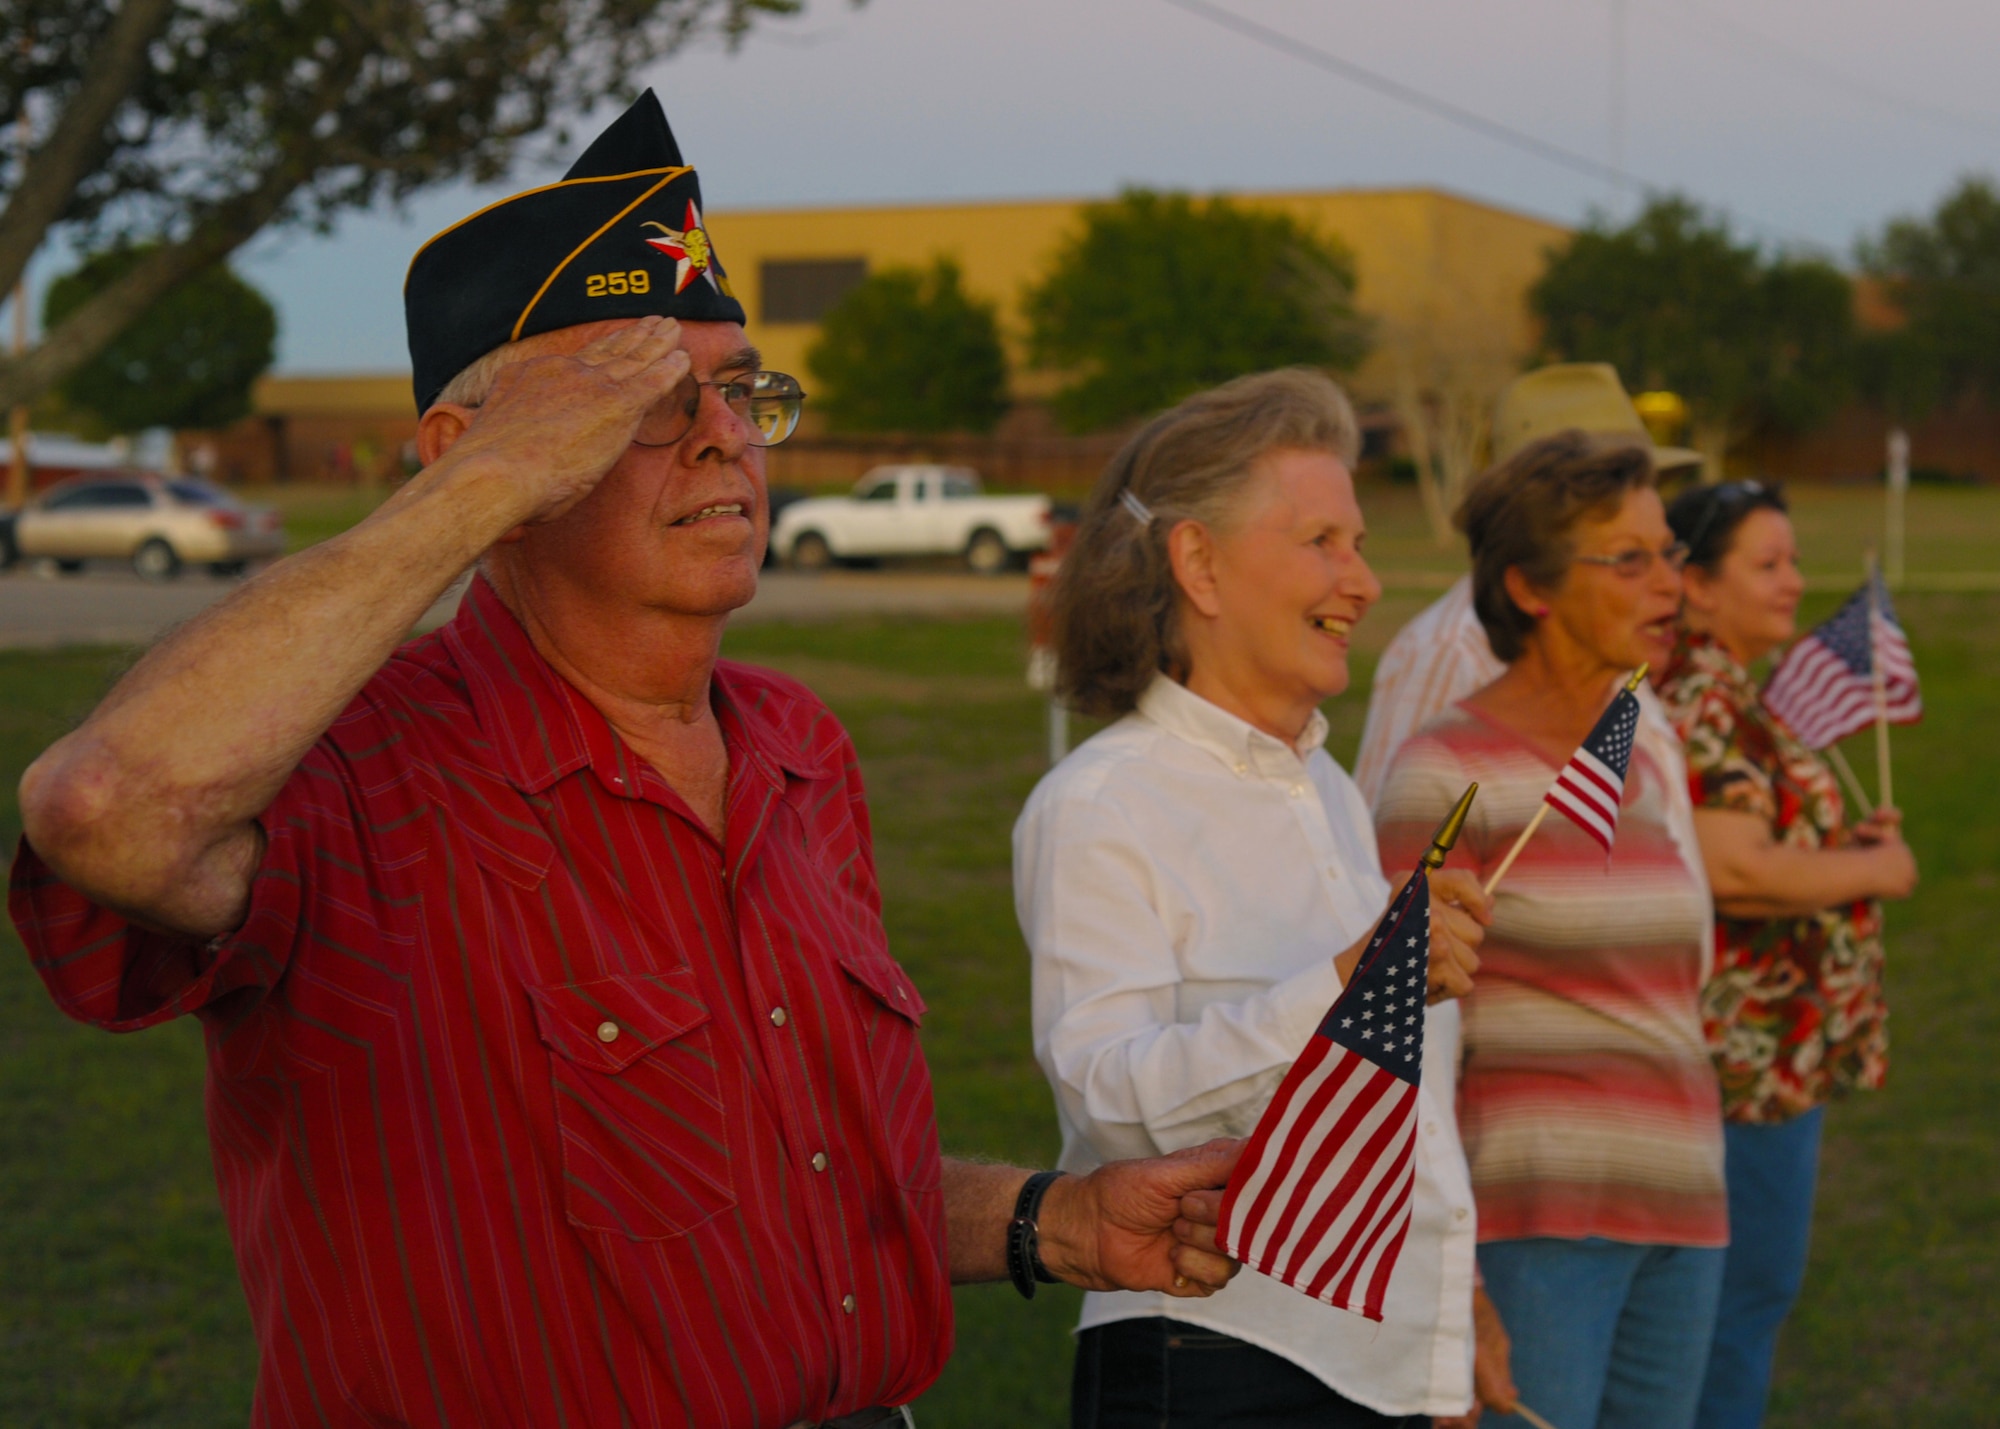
<box><xmin>8</xmin><ymin>94</ymin><xmax>1238</xmax><ymax>1428</ymax></box>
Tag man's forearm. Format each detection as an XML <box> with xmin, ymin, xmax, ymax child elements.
<box><xmin>17</xmin><ymin>453</ymin><xmax>528</xmax><ymax>935</ymax></box>
<box><xmin>941</xmin><ymin>1157</ymin><xmax>1034</xmax><ymax>1284</ymax></box>
<box><xmin>940</xmin><ymin>1144</ymin><xmax>1241</xmax><ymax>1297</ymax></box>
<box><xmin>937</xmin><ymin>1157</ymin><xmax>1115</xmax><ymax>1287</ymax></box>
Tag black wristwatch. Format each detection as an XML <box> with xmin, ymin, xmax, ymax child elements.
<box><xmin>1006</xmin><ymin>1170</ymin><xmax>1066</xmax><ymax>1299</ymax></box>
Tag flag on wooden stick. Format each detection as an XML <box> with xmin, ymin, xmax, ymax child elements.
<box><xmin>1764</xmin><ymin>572</ymin><xmax>1921</xmax><ymax>751</ymax></box>
<box><xmin>1482</xmin><ymin>667</ymin><xmax>1646</xmax><ymax>896</ymax></box>
<box><xmin>1545</xmin><ymin>678</ymin><xmax>1642</xmax><ymax>854</ymax></box>
<box><xmin>1216</xmin><ymin>783</ymin><xmax>1477</xmax><ymax>1321</ymax></box>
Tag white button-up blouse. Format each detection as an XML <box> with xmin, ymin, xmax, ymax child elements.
<box><xmin>1013</xmin><ymin>676</ymin><xmax>1476</xmax><ymax>1417</ymax></box>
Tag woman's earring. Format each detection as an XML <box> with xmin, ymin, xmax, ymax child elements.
<box><xmin>1532</xmin><ymin>606</ymin><xmax>1550</xmax><ymax>618</ymax></box>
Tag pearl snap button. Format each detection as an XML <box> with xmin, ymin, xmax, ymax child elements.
<box><xmin>842</xmin><ymin>1294</ymin><xmax>857</xmax><ymax>1314</ymax></box>
<box><xmin>811</xmin><ymin>1151</ymin><xmax>829</xmax><ymax>1172</ymax></box>
<box><xmin>770</xmin><ymin>1007</ymin><xmax>788</xmax><ymax>1027</ymax></box>
<box><xmin>596</xmin><ymin>1021</ymin><xmax>620</xmax><ymax>1044</ymax></box>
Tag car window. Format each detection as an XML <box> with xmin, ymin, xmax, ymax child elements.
<box><xmin>942</xmin><ymin>473</ymin><xmax>979</xmax><ymax>499</ymax></box>
<box><xmin>912</xmin><ymin>477</ymin><xmax>930</xmax><ymax>501</ymax></box>
<box><xmin>45</xmin><ymin>483</ymin><xmax>151</xmax><ymax>511</ymax></box>
<box><xmin>42</xmin><ymin>485</ymin><xmax>103</xmax><ymax>511</ymax></box>
<box><xmin>168</xmin><ymin>480</ymin><xmax>229</xmax><ymax>506</ymax></box>
<box><xmin>857</xmin><ymin>481</ymin><xmax>898</xmax><ymax>502</ymax></box>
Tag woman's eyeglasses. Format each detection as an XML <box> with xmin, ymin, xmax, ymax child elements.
<box><xmin>632</xmin><ymin>370</ymin><xmax>806</xmax><ymax>449</ymax></box>
<box><xmin>1573</xmin><ymin>542</ymin><xmax>1691</xmax><ymax>579</ymax></box>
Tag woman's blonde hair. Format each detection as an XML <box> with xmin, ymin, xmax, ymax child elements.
<box><xmin>1052</xmin><ymin>368</ymin><xmax>1360</xmax><ymax>721</ymax></box>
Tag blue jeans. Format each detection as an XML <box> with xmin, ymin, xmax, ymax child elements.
<box><xmin>1695</xmin><ymin>1108</ymin><xmax>1824</xmax><ymax>1429</ymax></box>
<box><xmin>1477</xmin><ymin>1238</ymin><xmax>1726</xmax><ymax>1429</ymax></box>
<box><xmin>1071</xmin><ymin>1318</ymin><xmax>1426</xmax><ymax>1429</ymax></box>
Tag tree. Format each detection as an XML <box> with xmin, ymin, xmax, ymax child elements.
<box><xmin>806</xmin><ymin>258</ymin><xmax>1009</xmax><ymax>434</ymax></box>
<box><xmin>0</xmin><ymin>0</ymin><xmax>808</xmax><ymax>434</ymax></box>
<box><xmin>1858</xmin><ymin>176</ymin><xmax>2000</xmax><ymax>421</ymax></box>
<box><xmin>44</xmin><ymin>246</ymin><xmax>275</xmax><ymax>432</ymax></box>
<box><xmin>1024</xmin><ymin>189</ymin><xmax>1370</xmax><ymax>433</ymax></box>
<box><xmin>1531</xmin><ymin>195</ymin><xmax>1854</xmax><ymax>479</ymax></box>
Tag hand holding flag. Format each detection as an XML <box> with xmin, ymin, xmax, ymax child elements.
<box><xmin>1216</xmin><ymin>783</ymin><xmax>1477</xmax><ymax>1322</ymax></box>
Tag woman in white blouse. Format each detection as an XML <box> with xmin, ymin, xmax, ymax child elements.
<box><xmin>1014</xmin><ymin>369</ymin><xmax>1504</xmax><ymax>1429</ymax></box>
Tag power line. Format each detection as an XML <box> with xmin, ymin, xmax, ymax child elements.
<box><xmin>1157</xmin><ymin>0</ymin><xmax>1638</xmax><ymax>192</ymax></box>
<box><xmin>1153</xmin><ymin>0</ymin><xmax>1820</xmax><ymax>249</ymax></box>
<box><xmin>1654</xmin><ymin>0</ymin><xmax>2000</xmax><ymax>142</ymax></box>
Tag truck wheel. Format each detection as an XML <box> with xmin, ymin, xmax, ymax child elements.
<box><xmin>133</xmin><ymin>537</ymin><xmax>183</xmax><ymax>582</ymax></box>
<box><xmin>964</xmin><ymin>528</ymin><xmax>1010</xmax><ymax>576</ymax></box>
<box><xmin>789</xmin><ymin>531</ymin><xmax>833</xmax><ymax>572</ymax></box>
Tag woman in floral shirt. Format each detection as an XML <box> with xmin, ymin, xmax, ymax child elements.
<box><xmin>1657</xmin><ymin>481</ymin><xmax>1919</xmax><ymax>1429</ymax></box>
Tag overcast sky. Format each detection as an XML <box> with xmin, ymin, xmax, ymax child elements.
<box><xmin>36</xmin><ymin>0</ymin><xmax>2000</xmax><ymax>372</ymax></box>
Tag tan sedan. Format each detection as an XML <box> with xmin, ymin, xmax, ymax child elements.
<box><xmin>9</xmin><ymin>473</ymin><xmax>285</xmax><ymax>580</ymax></box>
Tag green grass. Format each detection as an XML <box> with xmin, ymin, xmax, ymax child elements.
<box><xmin>1348</xmin><ymin>480</ymin><xmax>2000</xmax><ymax>587</ymax></box>
<box><xmin>247</xmin><ymin>477</ymin><xmax>2000</xmax><ymax>590</ymax></box>
<box><xmin>0</xmin><ymin>647</ymin><xmax>259</xmax><ymax>1428</ymax></box>
<box><xmin>248</xmin><ymin>482</ymin><xmax>394</xmax><ymax>553</ymax></box>
<box><xmin>3</xmin><ymin>593</ymin><xmax>1997</xmax><ymax>1425</ymax></box>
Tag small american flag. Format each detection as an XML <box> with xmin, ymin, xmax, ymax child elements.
<box><xmin>1216</xmin><ymin>861</ymin><xmax>1434</xmax><ymax>1321</ymax></box>
<box><xmin>1545</xmin><ymin>683</ymin><xmax>1641</xmax><ymax>854</ymax></box>
<box><xmin>1764</xmin><ymin>575</ymin><xmax>1922</xmax><ymax>750</ymax></box>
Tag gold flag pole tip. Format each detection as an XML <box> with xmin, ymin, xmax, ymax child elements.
<box><xmin>1420</xmin><ymin>783</ymin><xmax>1479</xmax><ymax>870</ymax></box>
<box><xmin>1623</xmin><ymin>662</ymin><xmax>1650</xmax><ymax>693</ymax></box>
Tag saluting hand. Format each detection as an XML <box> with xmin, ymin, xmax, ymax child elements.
<box><xmin>432</xmin><ymin>315</ymin><xmax>692</xmax><ymax>528</ymax></box>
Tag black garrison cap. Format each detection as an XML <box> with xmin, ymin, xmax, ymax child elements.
<box><xmin>403</xmin><ymin>90</ymin><xmax>746</xmax><ymax>412</ymax></box>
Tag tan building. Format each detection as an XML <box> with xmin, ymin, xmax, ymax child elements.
<box><xmin>172</xmin><ymin>191</ymin><xmax>2000</xmax><ymax>490</ymax></box>
<box><xmin>193</xmin><ymin>372</ymin><xmax>418</xmax><ymax>485</ymax></box>
<box><xmin>198</xmin><ymin>187</ymin><xmax>1572</xmax><ymax>488</ymax></box>
<box><xmin>709</xmin><ymin>186</ymin><xmax>1569</xmax><ymax>409</ymax></box>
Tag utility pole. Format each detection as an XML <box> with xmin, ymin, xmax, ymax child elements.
<box><xmin>1885</xmin><ymin>427</ymin><xmax>1910</xmax><ymax>590</ymax></box>
<box><xmin>6</xmin><ymin>95</ymin><xmax>28</xmax><ymax>511</ymax></box>
<box><xmin>1609</xmin><ymin>0</ymin><xmax>1628</xmax><ymax>214</ymax></box>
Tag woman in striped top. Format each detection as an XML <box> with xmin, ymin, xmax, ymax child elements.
<box><xmin>1376</xmin><ymin>431</ymin><xmax>1726</xmax><ymax>1429</ymax></box>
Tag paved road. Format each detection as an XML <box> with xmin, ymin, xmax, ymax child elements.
<box><xmin>0</xmin><ymin>563</ymin><xmax>1034</xmax><ymax>651</ymax></box>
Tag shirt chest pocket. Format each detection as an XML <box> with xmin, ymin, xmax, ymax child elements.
<box><xmin>831</xmin><ymin>944</ymin><xmax>941</xmax><ymax>1193</ymax></box>
<box><xmin>526</xmin><ymin>969</ymin><xmax>737</xmax><ymax>1239</ymax></box>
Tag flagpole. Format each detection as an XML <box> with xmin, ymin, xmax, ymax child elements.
<box><xmin>1483</xmin><ymin>665</ymin><xmax>1647</xmax><ymax>898</ymax></box>
<box><xmin>1482</xmin><ymin>804</ymin><xmax>1549</xmax><ymax>897</ymax></box>
<box><xmin>1361</xmin><ymin>783</ymin><xmax>1481</xmax><ymax>984</ymax></box>
<box><xmin>1514</xmin><ymin>1405</ymin><xmax>1563</xmax><ymax>1429</ymax></box>
<box><xmin>1866</xmin><ymin>554</ymin><xmax>1894</xmax><ymax>810</ymax></box>
<box><xmin>1825</xmin><ymin>744</ymin><xmax>1874</xmax><ymax>819</ymax></box>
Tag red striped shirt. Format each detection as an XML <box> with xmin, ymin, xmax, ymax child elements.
<box><xmin>1374</xmin><ymin>705</ymin><xmax>1725</xmax><ymax>1249</ymax></box>
<box><xmin>9</xmin><ymin>576</ymin><xmax>951</xmax><ymax>1427</ymax></box>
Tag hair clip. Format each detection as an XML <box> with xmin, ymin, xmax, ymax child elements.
<box><xmin>1119</xmin><ymin>489</ymin><xmax>1155</xmax><ymax>525</ymax></box>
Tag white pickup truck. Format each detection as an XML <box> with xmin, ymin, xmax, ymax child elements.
<box><xmin>770</xmin><ymin>464</ymin><xmax>1051</xmax><ymax>574</ymax></box>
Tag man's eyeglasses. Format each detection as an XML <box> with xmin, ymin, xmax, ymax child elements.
<box><xmin>633</xmin><ymin>370</ymin><xmax>806</xmax><ymax>449</ymax></box>
<box><xmin>1573</xmin><ymin>542</ymin><xmax>1690</xmax><ymax>579</ymax></box>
